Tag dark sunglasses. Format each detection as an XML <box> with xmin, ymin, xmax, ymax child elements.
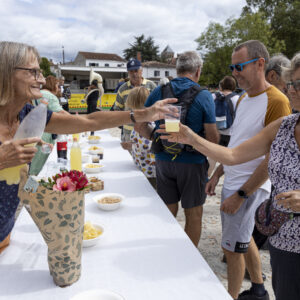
<box><xmin>287</xmin><ymin>80</ymin><xmax>300</xmax><ymax>91</ymax></box>
<box><xmin>229</xmin><ymin>58</ymin><xmax>259</xmax><ymax>72</ymax></box>
<box><xmin>15</xmin><ymin>67</ymin><xmax>43</xmax><ymax>80</ymax></box>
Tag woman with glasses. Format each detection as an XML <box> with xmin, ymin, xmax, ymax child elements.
<box><xmin>0</xmin><ymin>41</ymin><xmax>176</xmax><ymax>253</ymax></box>
<box><xmin>160</xmin><ymin>52</ymin><xmax>300</xmax><ymax>300</ymax></box>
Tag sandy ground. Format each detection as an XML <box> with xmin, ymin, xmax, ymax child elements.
<box><xmin>109</xmin><ymin>128</ymin><xmax>275</xmax><ymax>300</ymax></box>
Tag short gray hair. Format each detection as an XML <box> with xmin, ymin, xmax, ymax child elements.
<box><xmin>0</xmin><ymin>41</ymin><xmax>40</xmax><ymax>106</ymax></box>
<box><xmin>234</xmin><ymin>40</ymin><xmax>269</xmax><ymax>70</ymax></box>
<box><xmin>176</xmin><ymin>51</ymin><xmax>203</xmax><ymax>75</ymax></box>
<box><xmin>266</xmin><ymin>54</ymin><xmax>290</xmax><ymax>77</ymax></box>
<box><xmin>282</xmin><ymin>52</ymin><xmax>300</xmax><ymax>82</ymax></box>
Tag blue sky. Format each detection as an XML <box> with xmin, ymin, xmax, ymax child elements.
<box><xmin>0</xmin><ymin>0</ymin><xmax>246</xmax><ymax>62</ymax></box>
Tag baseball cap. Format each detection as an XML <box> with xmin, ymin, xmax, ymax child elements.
<box><xmin>127</xmin><ymin>59</ymin><xmax>142</xmax><ymax>71</ymax></box>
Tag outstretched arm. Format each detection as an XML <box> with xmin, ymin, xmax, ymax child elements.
<box><xmin>158</xmin><ymin>118</ymin><xmax>281</xmax><ymax>166</ymax></box>
<box><xmin>45</xmin><ymin>98</ymin><xmax>177</xmax><ymax>134</ymax></box>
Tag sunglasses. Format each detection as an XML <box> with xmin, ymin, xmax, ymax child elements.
<box><xmin>287</xmin><ymin>80</ymin><xmax>300</xmax><ymax>92</ymax></box>
<box><xmin>15</xmin><ymin>67</ymin><xmax>43</xmax><ymax>80</ymax></box>
<box><xmin>229</xmin><ymin>58</ymin><xmax>259</xmax><ymax>72</ymax></box>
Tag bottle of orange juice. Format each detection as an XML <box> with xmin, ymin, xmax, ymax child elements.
<box><xmin>70</xmin><ymin>137</ymin><xmax>82</xmax><ymax>171</ymax></box>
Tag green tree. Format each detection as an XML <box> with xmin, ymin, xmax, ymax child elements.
<box><xmin>243</xmin><ymin>0</ymin><xmax>300</xmax><ymax>58</ymax></box>
<box><xmin>196</xmin><ymin>12</ymin><xmax>285</xmax><ymax>87</ymax></box>
<box><xmin>123</xmin><ymin>34</ymin><xmax>160</xmax><ymax>62</ymax></box>
<box><xmin>40</xmin><ymin>57</ymin><xmax>52</xmax><ymax>77</ymax></box>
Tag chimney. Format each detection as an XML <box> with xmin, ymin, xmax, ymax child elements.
<box><xmin>137</xmin><ymin>51</ymin><xmax>142</xmax><ymax>62</ymax></box>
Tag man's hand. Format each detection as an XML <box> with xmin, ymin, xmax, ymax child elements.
<box><xmin>157</xmin><ymin>123</ymin><xmax>196</xmax><ymax>146</ymax></box>
<box><xmin>205</xmin><ymin>175</ymin><xmax>219</xmax><ymax>196</ymax></box>
<box><xmin>145</xmin><ymin>98</ymin><xmax>177</xmax><ymax>121</ymax></box>
<box><xmin>220</xmin><ymin>192</ymin><xmax>244</xmax><ymax>215</ymax></box>
<box><xmin>276</xmin><ymin>190</ymin><xmax>300</xmax><ymax>212</ymax></box>
<box><xmin>0</xmin><ymin>137</ymin><xmax>41</xmax><ymax>170</ymax></box>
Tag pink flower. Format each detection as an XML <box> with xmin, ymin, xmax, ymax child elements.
<box><xmin>53</xmin><ymin>176</ymin><xmax>76</xmax><ymax>192</ymax></box>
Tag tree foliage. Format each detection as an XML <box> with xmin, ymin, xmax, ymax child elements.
<box><xmin>40</xmin><ymin>57</ymin><xmax>52</xmax><ymax>77</ymax></box>
<box><xmin>243</xmin><ymin>0</ymin><xmax>300</xmax><ymax>58</ymax></box>
<box><xmin>196</xmin><ymin>12</ymin><xmax>285</xmax><ymax>87</ymax></box>
<box><xmin>123</xmin><ymin>34</ymin><xmax>160</xmax><ymax>62</ymax></box>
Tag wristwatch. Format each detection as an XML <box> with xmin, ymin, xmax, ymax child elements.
<box><xmin>237</xmin><ymin>189</ymin><xmax>249</xmax><ymax>199</ymax></box>
<box><xmin>130</xmin><ymin>110</ymin><xmax>136</xmax><ymax>123</ymax></box>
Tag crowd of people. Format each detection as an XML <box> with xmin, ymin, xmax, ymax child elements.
<box><xmin>0</xmin><ymin>39</ymin><xmax>299</xmax><ymax>300</ymax></box>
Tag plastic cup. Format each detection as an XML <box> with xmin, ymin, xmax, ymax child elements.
<box><xmin>165</xmin><ymin>105</ymin><xmax>181</xmax><ymax>132</ymax></box>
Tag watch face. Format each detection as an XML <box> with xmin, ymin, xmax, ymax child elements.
<box><xmin>238</xmin><ymin>189</ymin><xmax>248</xmax><ymax>198</ymax></box>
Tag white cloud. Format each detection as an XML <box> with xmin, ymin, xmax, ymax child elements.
<box><xmin>0</xmin><ymin>0</ymin><xmax>246</xmax><ymax>62</ymax></box>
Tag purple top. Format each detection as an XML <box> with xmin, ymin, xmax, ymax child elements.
<box><xmin>0</xmin><ymin>104</ymin><xmax>52</xmax><ymax>242</ymax></box>
<box><xmin>268</xmin><ymin>113</ymin><xmax>300</xmax><ymax>253</ymax></box>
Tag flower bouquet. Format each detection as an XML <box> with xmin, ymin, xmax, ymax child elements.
<box><xmin>18</xmin><ymin>169</ymin><xmax>89</xmax><ymax>287</ymax></box>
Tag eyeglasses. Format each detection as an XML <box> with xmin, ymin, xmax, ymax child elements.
<box><xmin>229</xmin><ymin>58</ymin><xmax>259</xmax><ymax>72</ymax></box>
<box><xmin>287</xmin><ymin>80</ymin><xmax>300</xmax><ymax>91</ymax></box>
<box><xmin>15</xmin><ymin>67</ymin><xmax>43</xmax><ymax>80</ymax></box>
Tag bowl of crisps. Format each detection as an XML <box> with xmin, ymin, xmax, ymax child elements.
<box><xmin>84</xmin><ymin>163</ymin><xmax>104</xmax><ymax>173</ymax></box>
<box><xmin>89</xmin><ymin>146</ymin><xmax>102</xmax><ymax>155</ymax></box>
<box><xmin>88</xmin><ymin>135</ymin><xmax>101</xmax><ymax>144</ymax></box>
<box><xmin>83</xmin><ymin>221</ymin><xmax>104</xmax><ymax>248</ymax></box>
<box><xmin>93</xmin><ymin>193</ymin><xmax>124</xmax><ymax>211</ymax></box>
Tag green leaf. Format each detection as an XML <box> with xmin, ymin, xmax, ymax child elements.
<box><xmin>52</xmin><ymin>197</ymin><xmax>57</xmax><ymax>201</ymax></box>
<box><xmin>58</xmin><ymin>199</ymin><xmax>66</xmax><ymax>211</ymax></box>
<box><xmin>62</xmin><ymin>263</ymin><xmax>69</xmax><ymax>269</ymax></box>
<box><xmin>65</xmin><ymin>235</ymin><xmax>70</xmax><ymax>243</ymax></box>
<box><xmin>64</xmin><ymin>256</ymin><xmax>70</xmax><ymax>262</ymax></box>
<box><xmin>37</xmin><ymin>193</ymin><xmax>44</xmax><ymax>200</ymax></box>
<box><xmin>63</xmin><ymin>245</ymin><xmax>70</xmax><ymax>251</ymax></box>
<box><xmin>44</xmin><ymin>218</ymin><xmax>52</xmax><ymax>226</ymax></box>
<box><xmin>68</xmin><ymin>272</ymin><xmax>75</xmax><ymax>282</ymax></box>
<box><xmin>38</xmin><ymin>200</ymin><xmax>45</xmax><ymax>207</ymax></box>
<box><xmin>35</xmin><ymin>211</ymin><xmax>48</xmax><ymax>219</ymax></box>
<box><xmin>55</xmin><ymin>256</ymin><xmax>62</xmax><ymax>261</ymax></box>
<box><xmin>69</xmin><ymin>223</ymin><xmax>75</xmax><ymax>228</ymax></box>
<box><xmin>48</xmin><ymin>202</ymin><xmax>54</xmax><ymax>209</ymax></box>
<box><xmin>79</xmin><ymin>200</ymin><xmax>83</xmax><ymax>207</ymax></box>
<box><xmin>72</xmin><ymin>206</ymin><xmax>77</xmax><ymax>210</ymax></box>
<box><xmin>64</xmin><ymin>214</ymin><xmax>71</xmax><ymax>220</ymax></box>
<box><xmin>56</xmin><ymin>212</ymin><xmax>63</xmax><ymax>219</ymax></box>
<box><xmin>59</xmin><ymin>220</ymin><xmax>68</xmax><ymax>227</ymax></box>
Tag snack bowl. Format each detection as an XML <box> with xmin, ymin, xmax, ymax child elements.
<box><xmin>84</xmin><ymin>163</ymin><xmax>104</xmax><ymax>173</ymax></box>
<box><xmin>81</xmin><ymin>155</ymin><xmax>90</xmax><ymax>164</ymax></box>
<box><xmin>88</xmin><ymin>136</ymin><xmax>101</xmax><ymax>144</ymax></box>
<box><xmin>82</xmin><ymin>222</ymin><xmax>104</xmax><ymax>248</ymax></box>
<box><xmin>89</xmin><ymin>146</ymin><xmax>101</xmax><ymax>155</ymax></box>
<box><xmin>70</xmin><ymin>289</ymin><xmax>124</xmax><ymax>300</ymax></box>
<box><xmin>93</xmin><ymin>193</ymin><xmax>124</xmax><ymax>211</ymax></box>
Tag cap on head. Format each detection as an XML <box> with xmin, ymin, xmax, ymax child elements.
<box><xmin>127</xmin><ymin>59</ymin><xmax>141</xmax><ymax>71</ymax></box>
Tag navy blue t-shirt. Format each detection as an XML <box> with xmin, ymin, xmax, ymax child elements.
<box><xmin>0</xmin><ymin>104</ymin><xmax>53</xmax><ymax>242</ymax></box>
<box><xmin>145</xmin><ymin>77</ymin><xmax>216</xmax><ymax>164</ymax></box>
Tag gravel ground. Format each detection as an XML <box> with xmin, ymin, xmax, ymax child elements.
<box><xmin>108</xmin><ymin>128</ymin><xmax>274</xmax><ymax>300</ymax></box>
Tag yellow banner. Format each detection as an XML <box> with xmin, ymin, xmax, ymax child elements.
<box><xmin>69</xmin><ymin>93</ymin><xmax>117</xmax><ymax>111</ymax></box>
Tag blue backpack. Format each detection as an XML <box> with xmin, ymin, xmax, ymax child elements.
<box><xmin>214</xmin><ymin>92</ymin><xmax>235</xmax><ymax>130</ymax></box>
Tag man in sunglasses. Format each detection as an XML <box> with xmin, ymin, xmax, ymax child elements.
<box><xmin>206</xmin><ymin>40</ymin><xmax>291</xmax><ymax>300</ymax></box>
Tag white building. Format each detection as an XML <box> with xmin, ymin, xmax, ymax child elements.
<box><xmin>142</xmin><ymin>61</ymin><xmax>177</xmax><ymax>85</ymax></box>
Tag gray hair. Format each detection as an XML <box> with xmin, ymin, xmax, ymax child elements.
<box><xmin>0</xmin><ymin>41</ymin><xmax>40</xmax><ymax>106</ymax></box>
<box><xmin>266</xmin><ymin>54</ymin><xmax>290</xmax><ymax>76</ymax></box>
<box><xmin>234</xmin><ymin>40</ymin><xmax>270</xmax><ymax>70</ymax></box>
<box><xmin>282</xmin><ymin>52</ymin><xmax>300</xmax><ymax>82</ymax></box>
<box><xmin>176</xmin><ymin>51</ymin><xmax>203</xmax><ymax>75</ymax></box>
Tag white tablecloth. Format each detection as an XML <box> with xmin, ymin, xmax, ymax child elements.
<box><xmin>0</xmin><ymin>130</ymin><xmax>231</xmax><ymax>300</ymax></box>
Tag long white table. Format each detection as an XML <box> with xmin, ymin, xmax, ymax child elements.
<box><xmin>0</xmin><ymin>130</ymin><xmax>231</xmax><ymax>300</ymax></box>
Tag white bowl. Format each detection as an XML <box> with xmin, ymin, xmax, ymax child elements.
<box><xmin>70</xmin><ymin>289</ymin><xmax>124</xmax><ymax>300</ymax></box>
<box><xmin>84</xmin><ymin>163</ymin><xmax>104</xmax><ymax>173</ymax></box>
<box><xmin>82</xmin><ymin>223</ymin><xmax>104</xmax><ymax>248</ymax></box>
<box><xmin>81</xmin><ymin>155</ymin><xmax>89</xmax><ymax>163</ymax></box>
<box><xmin>93</xmin><ymin>193</ymin><xmax>124</xmax><ymax>211</ymax></box>
<box><xmin>88</xmin><ymin>139</ymin><xmax>100</xmax><ymax>144</ymax></box>
<box><xmin>88</xmin><ymin>146</ymin><xmax>102</xmax><ymax>155</ymax></box>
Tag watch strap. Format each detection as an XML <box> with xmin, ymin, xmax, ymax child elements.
<box><xmin>130</xmin><ymin>110</ymin><xmax>136</xmax><ymax>123</ymax></box>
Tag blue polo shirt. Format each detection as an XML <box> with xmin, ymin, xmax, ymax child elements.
<box><xmin>145</xmin><ymin>77</ymin><xmax>216</xmax><ymax>164</ymax></box>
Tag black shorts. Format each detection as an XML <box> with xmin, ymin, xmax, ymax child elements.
<box><xmin>156</xmin><ymin>160</ymin><xmax>208</xmax><ymax>209</ymax></box>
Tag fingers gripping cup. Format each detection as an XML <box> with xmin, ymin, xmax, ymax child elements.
<box><xmin>165</xmin><ymin>105</ymin><xmax>181</xmax><ymax>132</ymax></box>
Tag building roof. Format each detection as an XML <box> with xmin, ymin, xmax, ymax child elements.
<box><xmin>142</xmin><ymin>61</ymin><xmax>176</xmax><ymax>68</ymax></box>
<box><xmin>162</xmin><ymin>45</ymin><xmax>174</xmax><ymax>54</ymax></box>
<box><xmin>78</xmin><ymin>51</ymin><xmax>126</xmax><ymax>62</ymax></box>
